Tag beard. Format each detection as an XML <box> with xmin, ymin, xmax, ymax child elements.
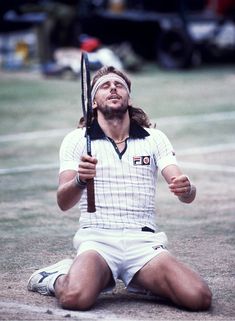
<box><xmin>96</xmin><ymin>104</ymin><xmax>129</xmax><ymax>120</ymax></box>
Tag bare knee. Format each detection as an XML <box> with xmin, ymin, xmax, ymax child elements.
<box><xmin>186</xmin><ymin>282</ymin><xmax>212</xmax><ymax>311</ymax></box>
<box><xmin>55</xmin><ymin>251</ymin><xmax>111</xmax><ymax>310</ymax></box>
<box><xmin>57</xmin><ymin>284</ymin><xmax>96</xmax><ymax>311</ymax></box>
<box><xmin>59</xmin><ymin>291</ymin><xmax>95</xmax><ymax>311</ymax></box>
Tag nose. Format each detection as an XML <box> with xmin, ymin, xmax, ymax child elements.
<box><xmin>110</xmin><ymin>82</ymin><xmax>117</xmax><ymax>91</ymax></box>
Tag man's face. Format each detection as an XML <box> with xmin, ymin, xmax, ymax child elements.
<box><xmin>93</xmin><ymin>78</ymin><xmax>130</xmax><ymax>120</ymax></box>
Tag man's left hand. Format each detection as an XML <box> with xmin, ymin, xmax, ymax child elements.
<box><xmin>169</xmin><ymin>175</ymin><xmax>192</xmax><ymax>197</ymax></box>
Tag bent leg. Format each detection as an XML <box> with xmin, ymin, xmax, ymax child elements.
<box><xmin>131</xmin><ymin>252</ymin><xmax>212</xmax><ymax>311</ymax></box>
<box><xmin>55</xmin><ymin>250</ymin><xmax>113</xmax><ymax>310</ymax></box>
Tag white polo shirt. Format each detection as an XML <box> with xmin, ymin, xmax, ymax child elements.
<box><xmin>59</xmin><ymin>119</ymin><xmax>177</xmax><ymax>230</ymax></box>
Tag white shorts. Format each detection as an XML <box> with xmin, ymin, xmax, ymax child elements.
<box><xmin>73</xmin><ymin>227</ymin><xmax>169</xmax><ymax>293</ymax></box>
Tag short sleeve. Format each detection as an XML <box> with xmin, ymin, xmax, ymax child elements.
<box><xmin>59</xmin><ymin>129</ymin><xmax>86</xmax><ymax>173</ymax></box>
<box><xmin>152</xmin><ymin>129</ymin><xmax>178</xmax><ymax>171</ymax></box>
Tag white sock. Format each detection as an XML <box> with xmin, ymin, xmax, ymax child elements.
<box><xmin>48</xmin><ymin>273</ymin><xmax>66</xmax><ymax>294</ymax></box>
<box><xmin>48</xmin><ymin>259</ymin><xmax>73</xmax><ymax>294</ymax></box>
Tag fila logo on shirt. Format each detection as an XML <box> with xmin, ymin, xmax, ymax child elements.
<box><xmin>133</xmin><ymin>156</ymin><xmax>150</xmax><ymax>166</ymax></box>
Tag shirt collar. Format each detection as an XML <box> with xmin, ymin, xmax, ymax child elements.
<box><xmin>89</xmin><ymin>118</ymin><xmax>150</xmax><ymax>140</ymax></box>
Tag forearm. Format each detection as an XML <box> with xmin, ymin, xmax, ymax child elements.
<box><xmin>57</xmin><ymin>155</ymin><xmax>97</xmax><ymax>211</ymax></box>
<box><xmin>57</xmin><ymin>175</ymin><xmax>85</xmax><ymax>211</ymax></box>
<box><xmin>162</xmin><ymin>166</ymin><xmax>196</xmax><ymax>204</ymax></box>
<box><xmin>178</xmin><ymin>184</ymin><xmax>196</xmax><ymax>204</ymax></box>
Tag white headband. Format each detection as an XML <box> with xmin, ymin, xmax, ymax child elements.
<box><xmin>91</xmin><ymin>73</ymin><xmax>130</xmax><ymax>102</ymax></box>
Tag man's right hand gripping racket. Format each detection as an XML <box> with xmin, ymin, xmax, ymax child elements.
<box><xmin>81</xmin><ymin>52</ymin><xmax>96</xmax><ymax>213</ymax></box>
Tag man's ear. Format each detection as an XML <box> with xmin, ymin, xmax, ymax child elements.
<box><xmin>93</xmin><ymin>101</ymin><xmax>97</xmax><ymax>108</ymax></box>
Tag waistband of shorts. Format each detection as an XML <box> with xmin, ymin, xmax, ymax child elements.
<box><xmin>81</xmin><ymin>226</ymin><xmax>155</xmax><ymax>233</ymax></box>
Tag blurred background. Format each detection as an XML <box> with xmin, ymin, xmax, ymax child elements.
<box><xmin>0</xmin><ymin>0</ymin><xmax>235</xmax><ymax>77</ymax></box>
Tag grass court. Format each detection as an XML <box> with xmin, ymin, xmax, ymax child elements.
<box><xmin>0</xmin><ymin>64</ymin><xmax>234</xmax><ymax>320</ymax></box>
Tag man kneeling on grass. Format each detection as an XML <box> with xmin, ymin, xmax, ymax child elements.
<box><xmin>27</xmin><ymin>66</ymin><xmax>212</xmax><ymax>311</ymax></box>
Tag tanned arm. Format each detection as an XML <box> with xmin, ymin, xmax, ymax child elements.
<box><xmin>162</xmin><ymin>164</ymin><xmax>196</xmax><ymax>204</ymax></box>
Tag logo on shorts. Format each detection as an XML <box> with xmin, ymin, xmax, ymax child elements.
<box><xmin>133</xmin><ymin>156</ymin><xmax>150</xmax><ymax>166</ymax></box>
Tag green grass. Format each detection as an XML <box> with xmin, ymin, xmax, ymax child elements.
<box><xmin>132</xmin><ymin>64</ymin><xmax>235</xmax><ymax>117</ymax></box>
<box><xmin>0</xmin><ymin>77</ymin><xmax>80</xmax><ymax>134</ymax></box>
<box><xmin>1</xmin><ymin>65</ymin><xmax>235</xmax><ymax>135</ymax></box>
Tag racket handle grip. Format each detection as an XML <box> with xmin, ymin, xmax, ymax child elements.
<box><xmin>87</xmin><ymin>178</ymin><xmax>96</xmax><ymax>213</ymax></box>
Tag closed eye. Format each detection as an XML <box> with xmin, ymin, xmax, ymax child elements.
<box><xmin>100</xmin><ymin>82</ymin><xmax>110</xmax><ymax>89</ymax></box>
<box><xmin>115</xmin><ymin>81</ymin><xmax>124</xmax><ymax>88</ymax></box>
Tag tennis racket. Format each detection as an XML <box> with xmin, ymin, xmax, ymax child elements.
<box><xmin>81</xmin><ymin>51</ymin><xmax>96</xmax><ymax>212</ymax></box>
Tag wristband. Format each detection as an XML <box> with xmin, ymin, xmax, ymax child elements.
<box><xmin>75</xmin><ymin>175</ymin><xmax>87</xmax><ymax>189</ymax></box>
